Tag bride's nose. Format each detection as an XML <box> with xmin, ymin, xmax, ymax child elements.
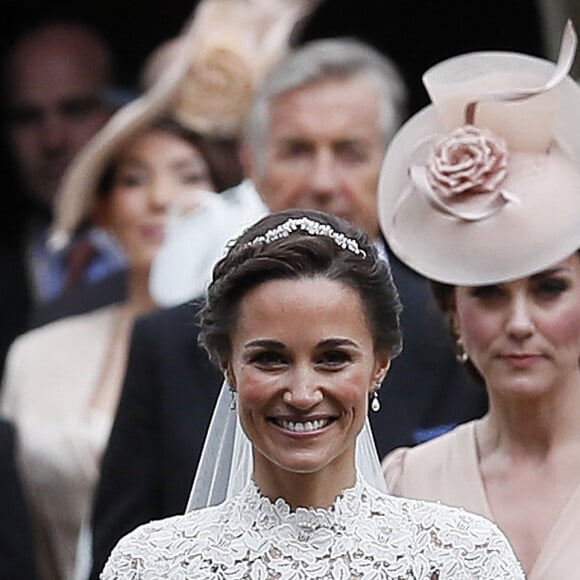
<box><xmin>282</xmin><ymin>367</ymin><xmax>324</xmax><ymax>409</ymax></box>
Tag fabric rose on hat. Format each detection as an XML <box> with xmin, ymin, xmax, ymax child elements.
<box><xmin>427</xmin><ymin>125</ymin><xmax>509</xmax><ymax>199</ymax></box>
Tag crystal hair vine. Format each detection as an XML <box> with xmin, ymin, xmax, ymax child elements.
<box><xmin>245</xmin><ymin>217</ymin><xmax>367</xmax><ymax>257</ymax></box>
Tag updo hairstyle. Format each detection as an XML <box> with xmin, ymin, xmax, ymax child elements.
<box><xmin>199</xmin><ymin>208</ymin><xmax>403</xmax><ymax>368</ymax></box>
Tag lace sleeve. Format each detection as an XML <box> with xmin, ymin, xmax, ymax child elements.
<box><xmin>99</xmin><ymin>516</ymin><xmax>194</xmax><ymax>580</ymax></box>
<box><xmin>424</xmin><ymin>506</ymin><xmax>526</xmax><ymax>579</ymax></box>
<box><xmin>99</xmin><ymin>526</ymin><xmax>145</xmax><ymax>579</ymax></box>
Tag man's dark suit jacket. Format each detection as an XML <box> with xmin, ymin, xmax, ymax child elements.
<box><xmin>0</xmin><ymin>418</ymin><xmax>39</xmax><ymax>580</ymax></box>
<box><xmin>90</xmin><ymin>253</ymin><xmax>488</xmax><ymax>578</ymax></box>
<box><xmin>0</xmin><ymin>245</ymin><xmax>30</xmax><ymax>380</ymax></box>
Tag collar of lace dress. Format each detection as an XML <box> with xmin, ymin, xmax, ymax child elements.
<box><xmin>237</xmin><ymin>477</ymin><xmax>366</xmax><ymax>542</ymax></box>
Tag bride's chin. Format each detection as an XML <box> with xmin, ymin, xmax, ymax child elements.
<box><xmin>259</xmin><ymin>449</ymin><xmax>329</xmax><ymax>475</ymax></box>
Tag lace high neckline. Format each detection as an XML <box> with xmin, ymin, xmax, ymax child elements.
<box><xmin>242</xmin><ymin>477</ymin><xmax>363</xmax><ymax>542</ymax></box>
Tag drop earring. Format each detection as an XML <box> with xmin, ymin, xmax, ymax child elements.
<box><xmin>371</xmin><ymin>380</ymin><xmax>382</xmax><ymax>412</ymax></box>
<box><xmin>455</xmin><ymin>338</ymin><xmax>468</xmax><ymax>363</ymax></box>
<box><xmin>229</xmin><ymin>388</ymin><xmax>237</xmax><ymax>411</ymax></box>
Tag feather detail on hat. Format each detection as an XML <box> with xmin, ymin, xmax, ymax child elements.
<box><xmin>50</xmin><ymin>0</ymin><xmax>322</xmax><ymax>251</ymax></box>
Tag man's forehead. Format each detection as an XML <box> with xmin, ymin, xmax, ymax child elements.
<box><xmin>7</xmin><ymin>29</ymin><xmax>109</xmax><ymax>98</ymax></box>
<box><xmin>274</xmin><ymin>75</ymin><xmax>379</xmax><ymax>108</ymax></box>
<box><xmin>268</xmin><ymin>94</ymin><xmax>383</xmax><ymax>146</ymax></box>
<box><xmin>8</xmin><ymin>56</ymin><xmax>107</xmax><ymax>107</ymax></box>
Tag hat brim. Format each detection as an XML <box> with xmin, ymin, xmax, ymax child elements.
<box><xmin>49</xmin><ymin>25</ymin><xmax>197</xmax><ymax>250</ymax></box>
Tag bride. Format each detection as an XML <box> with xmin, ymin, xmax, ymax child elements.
<box><xmin>101</xmin><ymin>209</ymin><xmax>524</xmax><ymax>579</ymax></box>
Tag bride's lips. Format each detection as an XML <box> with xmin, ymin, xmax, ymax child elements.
<box><xmin>270</xmin><ymin>415</ymin><xmax>336</xmax><ymax>436</ymax></box>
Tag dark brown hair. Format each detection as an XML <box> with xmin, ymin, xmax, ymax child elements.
<box><xmin>431</xmin><ymin>280</ymin><xmax>485</xmax><ymax>386</ymax></box>
<box><xmin>97</xmin><ymin>115</ymin><xmax>243</xmax><ymax>199</ymax></box>
<box><xmin>199</xmin><ymin>208</ymin><xmax>403</xmax><ymax>368</ymax></box>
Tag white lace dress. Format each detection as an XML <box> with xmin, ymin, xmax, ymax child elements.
<box><xmin>101</xmin><ymin>478</ymin><xmax>524</xmax><ymax>579</ymax></box>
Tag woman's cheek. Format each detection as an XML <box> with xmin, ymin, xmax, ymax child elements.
<box><xmin>457</xmin><ymin>304</ymin><xmax>497</xmax><ymax>348</ymax></box>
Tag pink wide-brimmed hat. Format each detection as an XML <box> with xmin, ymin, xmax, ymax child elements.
<box><xmin>378</xmin><ymin>21</ymin><xmax>580</xmax><ymax>285</ymax></box>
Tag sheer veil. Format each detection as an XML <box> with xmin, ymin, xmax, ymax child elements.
<box><xmin>186</xmin><ymin>380</ymin><xmax>387</xmax><ymax>511</ymax></box>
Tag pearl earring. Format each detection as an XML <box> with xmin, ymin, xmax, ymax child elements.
<box><xmin>370</xmin><ymin>379</ymin><xmax>382</xmax><ymax>412</ymax></box>
<box><xmin>455</xmin><ymin>338</ymin><xmax>468</xmax><ymax>363</ymax></box>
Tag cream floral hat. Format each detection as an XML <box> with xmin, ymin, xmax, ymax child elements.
<box><xmin>50</xmin><ymin>0</ymin><xmax>320</xmax><ymax>249</ymax></box>
<box><xmin>378</xmin><ymin>21</ymin><xmax>580</xmax><ymax>285</ymax></box>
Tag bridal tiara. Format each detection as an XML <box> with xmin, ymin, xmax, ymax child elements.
<box><xmin>245</xmin><ymin>216</ymin><xmax>367</xmax><ymax>257</ymax></box>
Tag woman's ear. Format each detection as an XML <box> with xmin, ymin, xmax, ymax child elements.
<box><xmin>221</xmin><ymin>361</ymin><xmax>236</xmax><ymax>390</ymax></box>
<box><xmin>371</xmin><ymin>355</ymin><xmax>391</xmax><ymax>392</ymax></box>
<box><xmin>446</xmin><ymin>290</ymin><xmax>460</xmax><ymax>337</ymax></box>
<box><xmin>451</xmin><ymin>312</ymin><xmax>461</xmax><ymax>338</ymax></box>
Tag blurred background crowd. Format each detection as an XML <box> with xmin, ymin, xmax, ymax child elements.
<box><xmin>0</xmin><ymin>1</ymin><xmax>578</xmax><ymax>579</ymax></box>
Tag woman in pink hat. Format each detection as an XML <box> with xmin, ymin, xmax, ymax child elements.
<box><xmin>379</xmin><ymin>22</ymin><xmax>580</xmax><ymax>579</ymax></box>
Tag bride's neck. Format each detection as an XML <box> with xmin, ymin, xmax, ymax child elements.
<box><xmin>253</xmin><ymin>463</ymin><xmax>357</xmax><ymax>510</ymax></box>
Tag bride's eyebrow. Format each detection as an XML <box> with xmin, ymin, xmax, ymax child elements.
<box><xmin>318</xmin><ymin>338</ymin><xmax>359</xmax><ymax>348</ymax></box>
<box><xmin>244</xmin><ymin>339</ymin><xmax>285</xmax><ymax>350</ymax></box>
<box><xmin>243</xmin><ymin>338</ymin><xmax>360</xmax><ymax>350</ymax></box>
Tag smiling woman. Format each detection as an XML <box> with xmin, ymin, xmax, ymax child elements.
<box><xmin>100</xmin><ymin>208</ymin><xmax>525</xmax><ymax>579</ymax></box>
<box><xmin>229</xmin><ymin>277</ymin><xmax>389</xmax><ymax>503</ymax></box>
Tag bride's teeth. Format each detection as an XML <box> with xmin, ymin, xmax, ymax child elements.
<box><xmin>278</xmin><ymin>419</ymin><xmax>328</xmax><ymax>432</ymax></box>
